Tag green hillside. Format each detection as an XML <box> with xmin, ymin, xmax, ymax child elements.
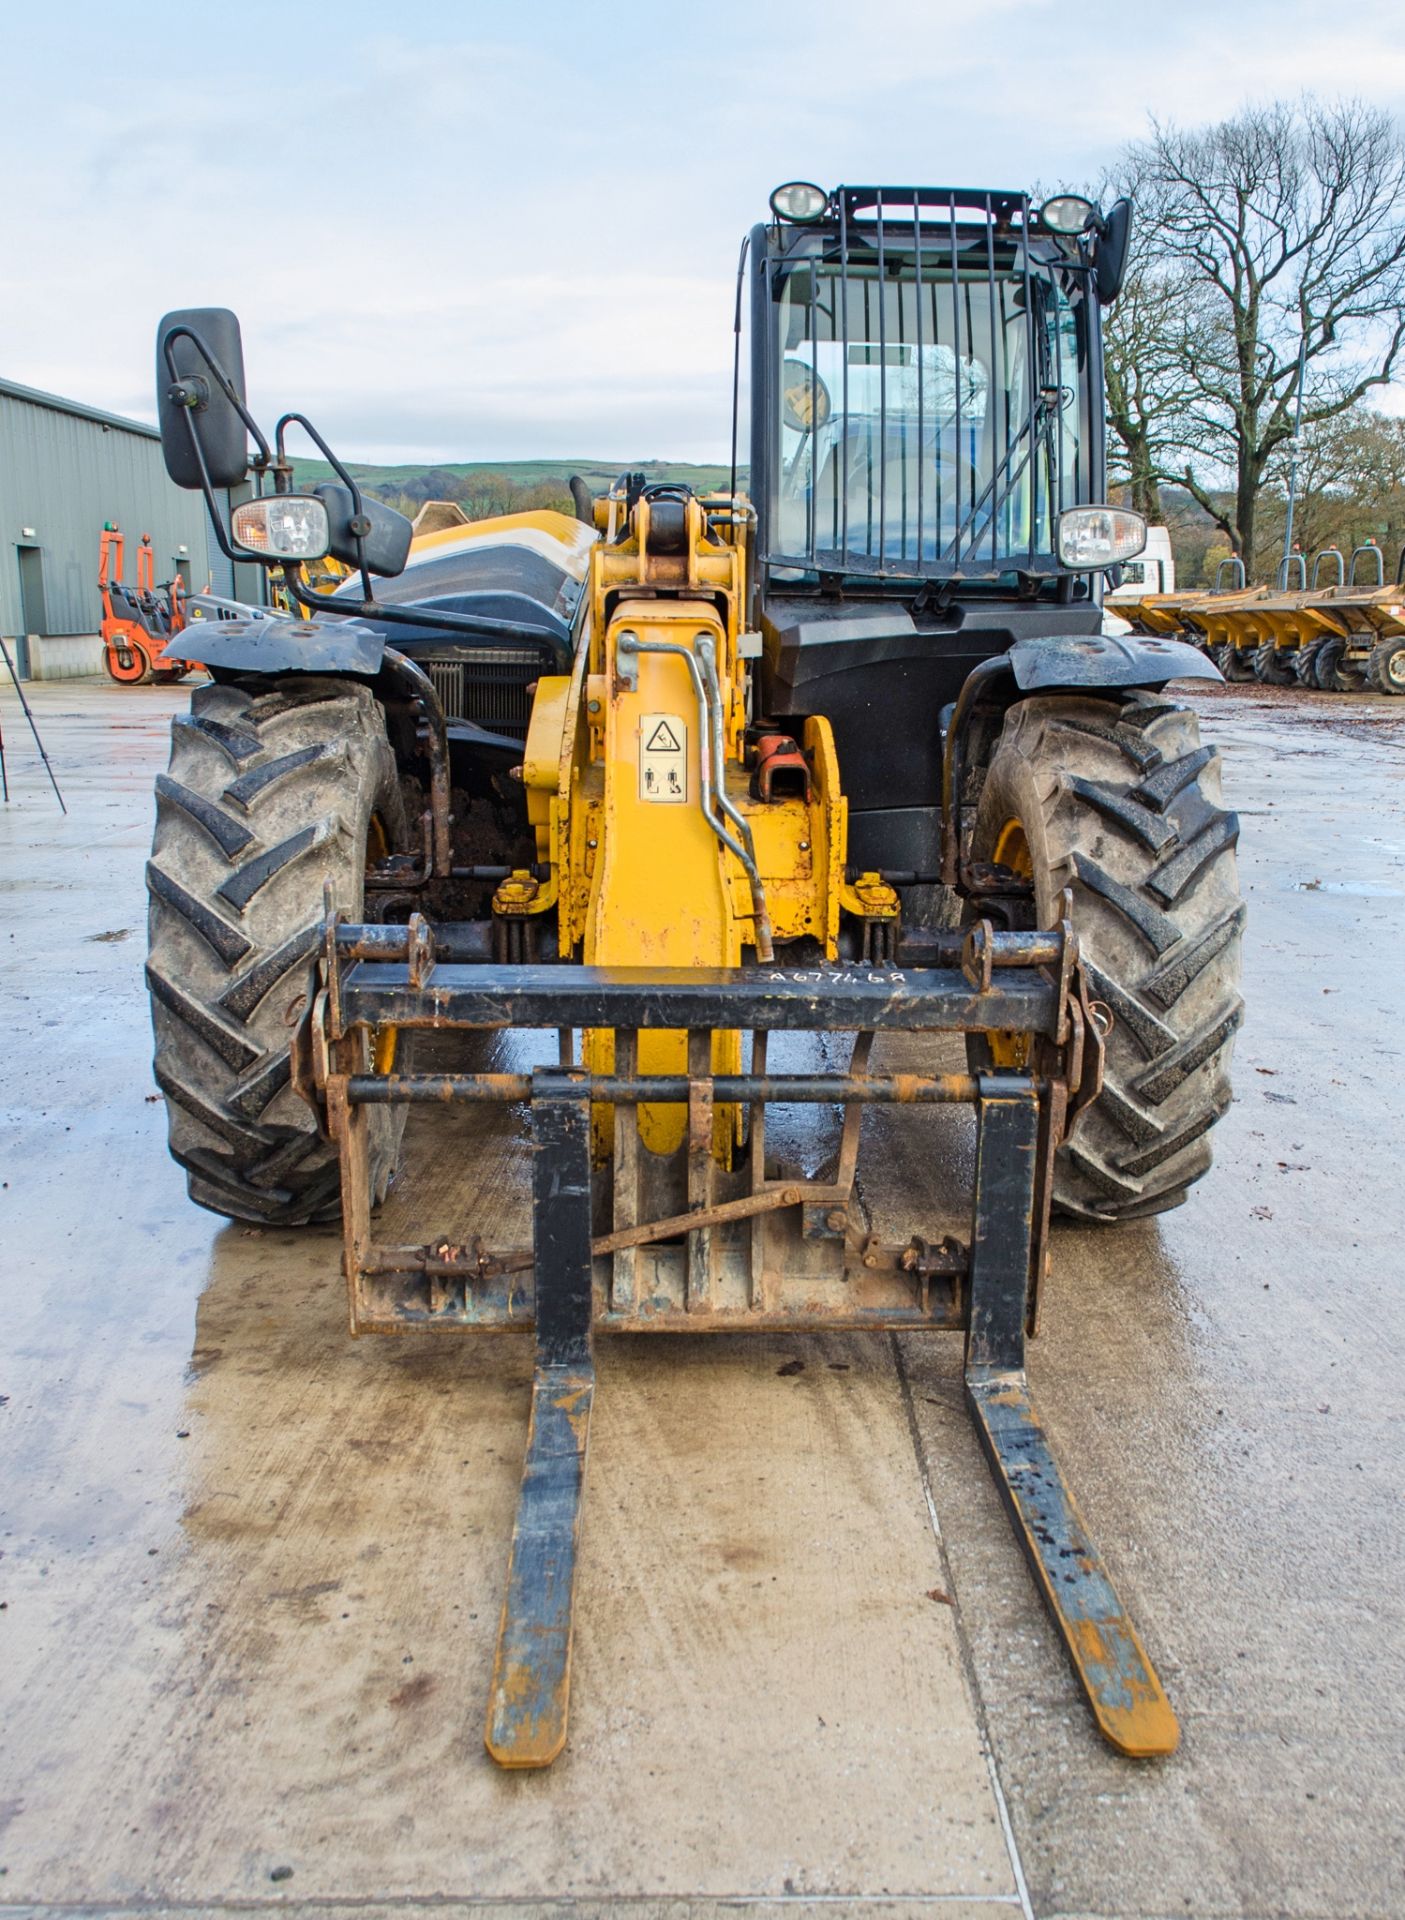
<box><xmin>290</xmin><ymin>457</ymin><xmax>745</xmax><ymax>496</ymax></box>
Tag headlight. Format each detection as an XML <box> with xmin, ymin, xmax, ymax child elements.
<box><xmin>1039</xmin><ymin>194</ymin><xmax>1098</xmax><ymax>235</ymax></box>
<box><xmin>1057</xmin><ymin>506</ymin><xmax>1147</xmax><ymax>571</ymax></box>
<box><xmin>770</xmin><ymin>181</ymin><xmax>829</xmax><ymax>223</ymax></box>
<box><xmin>231</xmin><ymin>494</ymin><xmax>330</xmax><ymax>561</ymax></box>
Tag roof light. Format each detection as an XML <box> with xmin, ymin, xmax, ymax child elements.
<box><xmin>770</xmin><ymin>181</ymin><xmax>828</xmax><ymax>224</ymax></box>
<box><xmin>1039</xmin><ymin>194</ymin><xmax>1098</xmax><ymax>235</ymax></box>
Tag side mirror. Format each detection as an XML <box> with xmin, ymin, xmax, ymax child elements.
<box><xmin>315</xmin><ymin>485</ymin><xmax>413</xmax><ymax>578</ymax></box>
<box><xmin>1095</xmin><ymin>199</ymin><xmax>1133</xmax><ymax>305</ymax></box>
<box><xmin>156</xmin><ymin>308</ymin><xmax>250</xmax><ymax>490</ymax></box>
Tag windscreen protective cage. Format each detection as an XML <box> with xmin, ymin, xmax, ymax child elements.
<box><xmin>156</xmin><ymin>308</ymin><xmax>250</xmax><ymax>491</ymax></box>
<box><xmin>761</xmin><ymin>188</ymin><xmax>1098</xmax><ymax>578</ymax></box>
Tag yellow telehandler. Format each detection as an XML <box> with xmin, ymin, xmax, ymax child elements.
<box><xmin>145</xmin><ymin>182</ymin><xmax>1243</xmax><ymax>1769</ymax></box>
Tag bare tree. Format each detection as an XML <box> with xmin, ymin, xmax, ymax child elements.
<box><xmin>1259</xmin><ymin>405</ymin><xmax>1405</xmax><ymax>565</ymax></box>
<box><xmin>1125</xmin><ymin>97</ymin><xmax>1405</xmax><ymax>560</ymax></box>
<box><xmin>1101</xmin><ymin>214</ymin><xmax>1210</xmax><ymax>520</ymax></box>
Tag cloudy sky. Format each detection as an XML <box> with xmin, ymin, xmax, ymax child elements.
<box><xmin>4</xmin><ymin>0</ymin><xmax>1404</xmax><ymax>464</ymax></box>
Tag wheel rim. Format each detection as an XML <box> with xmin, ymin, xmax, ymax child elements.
<box><xmin>1385</xmin><ymin>648</ymin><xmax>1405</xmax><ymax>692</ymax></box>
<box><xmin>986</xmin><ymin>819</ymin><xmax>1034</xmax><ymax>1068</ymax></box>
<box><xmin>106</xmin><ymin>641</ymin><xmax>150</xmax><ymax>684</ymax></box>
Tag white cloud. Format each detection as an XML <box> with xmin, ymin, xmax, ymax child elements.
<box><xmin>2</xmin><ymin>0</ymin><xmax>1401</xmax><ymax>462</ymax></box>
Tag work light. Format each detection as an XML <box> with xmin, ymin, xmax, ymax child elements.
<box><xmin>1057</xmin><ymin>506</ymin><xmax>1147</xmax><ymax>570</ymax></box>
<box><xmin>770</xmin><ymin>181</ymin><xmax>829</xmax><ymax>223</ymax></box>
<box><xmin>231</xmin><ymin>494</ymin><xmax>331</xmax><ymax>561</ymax></box>
<box><xmin>1039</xmin><ymin>195</ymin><xmax>1098</xmax><ymax>235</ymax></box>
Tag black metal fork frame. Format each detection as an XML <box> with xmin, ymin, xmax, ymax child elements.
<box><xmin>313</xmin><ymin>918</ymin><xmax>1178</xmax><ymax>1767</ymax></box>
<box><xmin>486</xmin><ymin>1074</ymin><xmax>595</xmax><ymax>1768</ymax></box>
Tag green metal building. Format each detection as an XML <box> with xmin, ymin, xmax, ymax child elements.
<box><xmin>0</xmin><ymin>375</ymin><xmax>252</xmax><ymax>678</ymax></box>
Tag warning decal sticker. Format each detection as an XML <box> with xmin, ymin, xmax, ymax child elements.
<box><xmin>638</xmin><ymin>713</ymin><xmax>687</xmax><ymax>803</ymax></box>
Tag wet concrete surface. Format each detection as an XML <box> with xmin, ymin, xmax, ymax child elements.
<box><xmin>1</xmin><ymin>678</ymin><xmax>1403</xmax><ymax>1920</ymax></box>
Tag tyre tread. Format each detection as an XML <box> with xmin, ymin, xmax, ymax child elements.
<box><xmin>216</xmin><ymin>818</ymin><xmax>336</xmax><ymax>914</ymax></box>
<box><xmin>145</xmin><ymin>861</ymin><xmax>252</xmax><ymax>967</ymax></box>
<box><xmin>147</xmin><ymin>677</ymin><xmax>405</xmax><ymax>1227</ymax></box>
<box><xmin>155</xmin><ymin>773</ymin><xmax>254</xmax><ymax>859</ymax></box>
<box><xmin>1147</xmin><ymin>808</ymin><xmax>1240</xmax><ymax>906</ymax></box>
<box><xmin>969</xmin><ymin>690</ymin><xmax>1242</xmax><ymax>1222</ymax></box>
<box><xmin>223</xmin><ymin>743</ymin><xmax>337</xmax><ymax>811</ymax></box>
<box><xmin>1063</xmin><ymin>776</ymin><xmax>1177</xmax><ymax>853</ymax></box>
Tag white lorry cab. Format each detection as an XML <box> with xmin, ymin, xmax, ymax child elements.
<box><xmin>1106</xmin><ymin>524</ymin><xmax>1175</xmax><ymax>602</ymax></box>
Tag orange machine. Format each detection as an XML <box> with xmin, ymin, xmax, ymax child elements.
<box><xmin>99</xmin><ymin>525</ymin><xmax>194</xmax><ymax>684</ymax></box>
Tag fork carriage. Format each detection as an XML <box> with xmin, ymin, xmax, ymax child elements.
<box><xmin>306</xmin><ymin>904</ymin><xmax>1180</xmax><ymax>1767</ymax></box>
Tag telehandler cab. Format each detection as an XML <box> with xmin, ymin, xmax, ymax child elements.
<box><xmin>146</xmin><ymin>182</ymin><xmax>1242</xmax><ymax>1768</ymax></box>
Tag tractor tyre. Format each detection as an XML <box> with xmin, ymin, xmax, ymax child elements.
<box><xmin>106</xmin><ymin>639</ymin><xmax>153</xmax><ymax>685</ymax></box>
<box><xmin>1206</xmin><ymin>642</ymin><xmax>1231</xmax><ymax>675</ymax></box>
<box><xmin>967</xmin><ymin>691</ymin><xmax>1243</xmax><ymax>1222</ymax></box>
<box><xmin>1222</xmin><ymin>647</ymin><xmax>1256</xmax><ymax>682</ymax></box>
<box><xmin>146</xmin><ymin>677</ymin><xmax>407</xmax><ymax>1226</ymax></box>
<box><xmin>1293</xmin><ymin>639</ymin><xmax>1325</xmax><ymax>686</ymax></box>
<box><xmin>1313</xmin><ymin>637</ymin><xmax>1367</xmax><ymax>693</ymax></box>
<box><xmin>1252</xmin><ymin>643</ymin><xmax>1296</xmax><ymax>686</ymax></box>
<box><xmin>1366</xmin><ymin>636</ymin><xmax>1405</xmax><ymax>696</ymax></box>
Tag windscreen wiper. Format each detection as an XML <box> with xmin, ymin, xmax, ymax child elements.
<box><xmin>943</xmin><ymin>389</ymin><xmax>1056</xmax><ymax>568</ymax></box>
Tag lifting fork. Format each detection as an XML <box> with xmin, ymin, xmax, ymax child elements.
<box><xmin>480</xmin><ymin>1061</ymin><xmax>1178</xmax><ymax>1766</ymax></box>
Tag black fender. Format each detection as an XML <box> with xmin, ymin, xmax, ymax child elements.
<box><xmin>181</xmin><ymin>611</ymin><xmax>385</xmax><ymax>676</ymax></box>
<box><xmin>939</xmin><ymin>632</ymin><xmax>1221</xmax><ymax>885</ymax></box>
<box><xmin>1007</xmin><ymin>631</ymin><xmax>1220</xmax><ymax>691</ymax></box>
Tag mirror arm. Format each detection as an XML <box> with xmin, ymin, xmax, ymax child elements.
<box><xmin>161</xmin><ymin>325</ymin><xmax>273</xmax><ymax>469</ymax></box>
<box><xmin>161</xmin><ymin>325</ymin><xmax>277</xmax><ymax>568</ymax></box>
<box><xmin>258</xmin><ymin>412</ymin><xmax>563</xmax><ymax>648</ymax></box>
<box><xmin>270</xmin><ymin>409</ymin><xmax>568</xmax><ymax>646</ymax></box>
<box><xmin>275</xmin><ymin>410</ymin><xmax>374</xmax><ymax>597</ymax></box>
<box><xmin>171</xmin><ymin>433</ymin><xmax>245</xmax><ymax>570</ymax></box>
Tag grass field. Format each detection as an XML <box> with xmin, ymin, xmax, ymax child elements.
<box><xmin>288</xmin><ymin>456</ymin><xmax>746</xmax><ymax>494</ymax></box>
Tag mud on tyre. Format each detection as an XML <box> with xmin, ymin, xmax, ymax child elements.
<box><xmin>146</xmin><ymin>677</ymin><xmax>406</xmax><ymax>1226</ymax></box>
<box><xmin>969</xmin><ymin>691</ymin><xmax>1244</xmax><ymax>1222</ymax></box>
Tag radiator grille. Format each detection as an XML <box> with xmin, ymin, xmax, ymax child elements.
<box><xmin>424</xmin><ymin>647</ymin><xmax>547</xmax><ymax>739</ymax></box>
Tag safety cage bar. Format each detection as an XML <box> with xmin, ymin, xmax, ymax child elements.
<box><xmin>755</xmin><ymin>185</ymin><xmax>1098</xmax><ymax>587</ymax></box>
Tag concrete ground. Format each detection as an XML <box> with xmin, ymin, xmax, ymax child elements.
<box><xmin>1</xmin><ymin>677</ymin><xmax>1402</xmax><ymax>1920</ymax></box>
